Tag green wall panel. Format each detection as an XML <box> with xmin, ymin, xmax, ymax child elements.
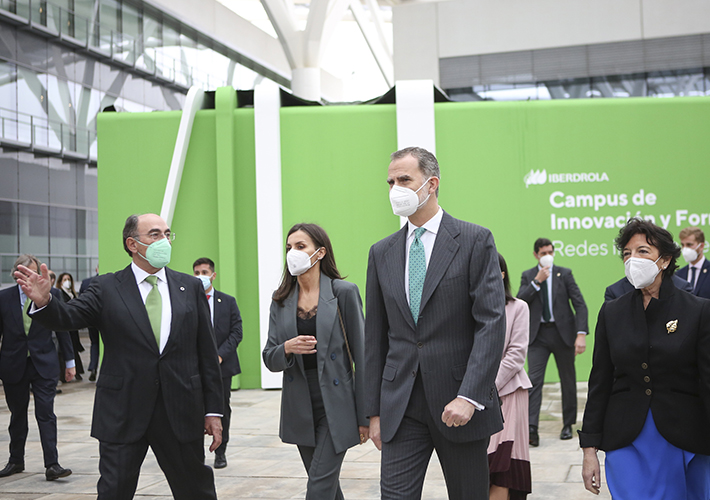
<box><xmin>97</xmin><ymin>93</ymin><xmax>710</xmax><ymax>388</ymax></box>
<box><xmin>280</xmin><ymin>104</ymin><xmax>399</xmax><ymax>298</ymax></box>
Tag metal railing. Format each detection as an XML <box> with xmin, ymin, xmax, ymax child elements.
<box><xmin>0</xmin><ymin>107</ymin><xmax>97</xmax><ymax>159</ymax></box>
<box><xmin>0</xmin><ymin>0</ymin><xmax>226</xmax><ymax>90</ymax></box>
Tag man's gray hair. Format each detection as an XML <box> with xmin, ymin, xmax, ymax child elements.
<box><xmin>391</xmin><ymin>147</ymin><xmax>440</xmax><ymax>196</ymax></box>
<box><xmin>123</xmin><ymin>214</ymin><xmax>140</xmax><ymax>257</ymax></box>
<box><xmin>12</xmin><ymin>254</ymin><xmax>41</xmax><ymax>281</ymax></box>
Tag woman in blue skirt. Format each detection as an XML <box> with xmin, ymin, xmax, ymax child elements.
<box><xmin>579</xmin><ymin>218</ymin><xmax>710</xmax><ymax>499</ymax></box>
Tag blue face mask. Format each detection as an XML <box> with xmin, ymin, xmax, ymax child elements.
<box><xmin>197</xmin><ymin>275</ymin><xmax>213</xmax><ymax>291</ymax></box>
<box><xmin>134</xmin><ymin>237</ymin><xmax>171</xmax><ymax>269</ymax></box>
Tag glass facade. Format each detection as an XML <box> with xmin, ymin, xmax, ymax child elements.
<box><xmin>446</xmin><ymin>68</ymin><xmax>710</xmax><ymax>102</ymax></box>
<box><xmin>0</xmin><ymin>0</ymin><xmax>282</xmax><ymax>286</ymax></box>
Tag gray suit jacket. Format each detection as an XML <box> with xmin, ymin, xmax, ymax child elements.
<box><xmin>262</xmin><ymin>273</ymin><xmax>367</xmax><ymax>454</ymax></box>
<box><xmin>517</xmin><ymin>265</ymin><xmax>588</xmax><ymax>346</ymax></box>
<box><xmin>364</xmin><ymin>211</ymin><xmax>506</xmax><ymax>443</ymax></box>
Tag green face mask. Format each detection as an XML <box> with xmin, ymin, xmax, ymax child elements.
<box><xmin>134</xmin><ymin>237</ymin><xmax>172</xmax><ymax>269</ymax></box>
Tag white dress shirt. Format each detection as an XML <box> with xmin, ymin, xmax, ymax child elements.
<box><xmin>131</xmin><ymin>262</ymin><xmax>172</xmax><ymax>354</ymax></box>
<box><xmin>687</xmin><ymin>255</ymin><xmax>706</xmax><ymax>290</ymax></box>
<box><xmin>206</xmin><ymin>288</ymin><xmax>215</xmax><ymax>326</ymax></box>
<box><xmin>405</xmin><ymin>207</ymin><xmax>443</xmax><ymax>303</ymax></box>
<box><xmin>531</xmin><ymin>265</ymin><xmax>556</xmax><ymax>323</ymax></box>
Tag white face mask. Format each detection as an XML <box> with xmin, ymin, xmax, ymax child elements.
<box><xmin>624</xmin><ymin>256</ymin><xmax>663</xmax><ymax>289</ymax></box>
<box><xmin>287</xmin><ymin>248</ymin><xmax>322</xmax><ymax>276</ymax></box>
<box><xmin>61</xmin><ymin>280</ymin><xmax>72</xmax><ymax>291</ymax></box>
<box><xmin>681</xmin><ymin>244</ymin><xmax>702</xmax><ymax>263</ymax></box>
<box><xmin>389</xmin><ymin>177</ymin><xmax>432</xmax><ymax>217</ymax></box>
<box><xmin>539</xmin><ymin>255</ymin><xmax>554</xmax><ymax>268</ymax></box>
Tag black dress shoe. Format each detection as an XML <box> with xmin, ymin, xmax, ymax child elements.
<box><xmin>0</xmin><ymin>462</ymin><xmax>24</xmax><ymax>477</ymax></box>
<box><xmin>74</xmin><ymin>374</ymin><xmax>83</xmax><ymax>381</ymax></box>
<box><xmin>89</xmin><ymin>370</ymin><xmax>97</xmax><ymax>382</ymax></box>
<box><xmin>529</xmin><ymin>426</ymin><xmax>539</xmax><ymax>447</ymax></box>
<box><xmin>560</xmin><ymin>425</ymin><xmax>573</xmax><ymax>440</ymax></box>
<box><xmin>214</xmin><ymin>454</ymin><xmax>227</xmax><ymax>469</ymax></box>
<box><xmin>45</xmin><ymin>464</ymin><xmax>72</xmax><ymax>481</ymax></box>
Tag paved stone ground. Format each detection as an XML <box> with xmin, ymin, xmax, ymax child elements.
<box><xmin>0</xmin><ymin>332</ymin><xmax>609</xmax><ymax>499</ymax></box>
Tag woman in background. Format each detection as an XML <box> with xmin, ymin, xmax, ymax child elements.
<box><xmin>488</xmin><ymin>253</ymin><xmax>532</xmax><ymax>500</ymax></box>
<box><xmin>263</xmin><ymin>223</ymin><xmax>369</xmax><ymax>499</ymax></box>
<box><xmin>56</xmin><ymin>273</ymin><xmax>85</xmax><ymax>381</ymax></box>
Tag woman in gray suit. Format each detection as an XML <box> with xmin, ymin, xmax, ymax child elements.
<box><xmin>263</xmin><ymin>223</ymin><xmax>369</xmax><ymax>500</ymax></box>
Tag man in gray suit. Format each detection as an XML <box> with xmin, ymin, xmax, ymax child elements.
<box><xmin>365</xmin><ymin>147</ymin><xmax>506</xmax><ymax>500</ymax></box>
<box><xmin>517</xmin><ymin>238</ymin><xmax>588</xmax><ymax>447</ymax></box>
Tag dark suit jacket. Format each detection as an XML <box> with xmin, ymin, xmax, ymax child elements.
<box><xmin>365</xmin><ymin>211</ymin><xmax>506</xmax><ymax>443</ymax></box>
<box><xmin>30</xmin><ymin>265</ymin><xmax>223</xmax><ymax>444</ymax></box>
<box><xmin>517</xmin><ymin>265</ymin><xmax>588</xmax><ymax>345</ymax></box>
<box><xmin>263</xmin><ymin>273</ymin><xmax>367</xmax><ymax>454</ymax></box>
<box><xmin>0</xmin><ymin>286</ymin><xmax>73</xmax><ymax>384</ymax></box>
<box><xmin>212</xmin><ymin>289</ymin><xmax>242</xmax><ymax>377</ymax></box>
<box><xmin>580</xmin><ymin>278</ymin><xmax>710</xmax><ymax>454</ymax></box>
<box><xmin>677</xmin><ymin>258</ymin><xmax>710</xmax><ymax>300</ymax></box>
<box><xmin>79</xmin><ymin>275</ymin><xmax>98</xmax><ymax>295</ymax></box>
<box><xmin>604</xmin><ymin>274</ymin><xmax>693</xmax><ymax>302</ymax></box>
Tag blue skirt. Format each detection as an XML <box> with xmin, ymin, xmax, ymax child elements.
<box><xmin>605</xmin><ymin>410</ymin><xmax>710</xmax><ymax>500</ymax></box>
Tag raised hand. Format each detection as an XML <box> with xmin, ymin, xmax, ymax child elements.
<box><xmin>14</xmin><ymin>263</ymin><xmax>52</xmax><ymax>308</ymax></box>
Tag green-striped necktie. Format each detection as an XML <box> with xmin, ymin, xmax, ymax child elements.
<box><xmin>409</xmin><ymin>227</ymin><xmax>427</xmax><ymax>324</ymax></box>
<box><xmin>23</xmin><ymin>297</ymin><xmax>32</xmax><ymax>334</ymax></box>
<box><xmin>145</xmin><ymin>276</ymin><xmax>162</xmax><ymax>348</ymax></box>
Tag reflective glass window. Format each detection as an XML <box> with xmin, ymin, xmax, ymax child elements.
<box><xmin>0</xmin><ymin>200</ymin><xmax>19</xmax><ymax>256</ymax></box>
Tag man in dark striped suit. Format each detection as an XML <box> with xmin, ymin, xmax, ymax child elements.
<box><xmin>365</xmin><ymin>147</ymin><xmax>506</xmax><ymax>500</ymax></box>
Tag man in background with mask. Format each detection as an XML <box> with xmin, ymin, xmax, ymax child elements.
<box><xmin>677</xmin><ymin>226</ymin><xmax>710</xmax><ymax>299</ymax></box>
<box><xmin>14</xmin><ymin>213</ymin><xmax>223</xmax><ymax>500</ymax></box>
<box><xmin>365</xmin><ymin>147</ymin><xmax>506</xmax><ymax>499</ymax></box>
<box><xmin>517</xmin><ymin>238</ymin><xmax>588</xmax><ymax>447</ymax></box>
<box><xmin>193</xmin><ymin>257</ymin><xmax>243</xmax><ymax>470</ymax></box>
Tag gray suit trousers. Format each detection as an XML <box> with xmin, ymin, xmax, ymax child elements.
<box><xmin>380</xmin><ymin>372</ymin><xmax>489</xmax><ymax>500</ymax></box>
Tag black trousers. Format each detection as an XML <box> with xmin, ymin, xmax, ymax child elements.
<box><xmin>3</xmin><ymin>357</ymin><xmax>59</xmax><ymax>467</ymax></box>
<box><xmin>96</xmin><ymin>390</ymin><xmax>216</xmax><ymax>500</ymax></box>
<box><xmin>215</xmin><ymin>376</ymin><xmax>231</xmax><ymax>456</ymax></box>
<box><xmin>296</xmin><ymin>369</ymin><xmax>346</xmax><ymax>500</ymax></box>
<box><xmin>380</xmin><ymin>372</ymin><xmax>490</xmax><ymax>500</ymax></box>
<box><xmin>527</xmin><ymin>322</ymin><xmax>577</xmax><ymax>428</ymax></box>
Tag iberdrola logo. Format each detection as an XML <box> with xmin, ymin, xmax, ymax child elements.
<box><xmin>524</xmin><ymin>169</ymin><xmax>547</xmax><ymax>188</ymax></box>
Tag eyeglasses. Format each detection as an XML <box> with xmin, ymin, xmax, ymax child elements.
<box><xmin>134</xmin><ymin>231</ymin><xmax>176</xmax><ymax>242</ymax></box>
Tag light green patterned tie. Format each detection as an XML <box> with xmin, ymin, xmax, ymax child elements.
<box><xmin>409</xmin><ymin>227</ymin><xmax>427</xmax><ymax>324</ymax></box>
<box><xmin>145</xmin><ymin>275</ymin><xmax>162</xmax><ymax>347</ymax></box>
<box><xmin>22</xmin><ymin>297</ymin><xmax>32</xmax><ymax>335</ymax></box>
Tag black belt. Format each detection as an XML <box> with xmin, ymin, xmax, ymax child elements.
<box><xmin>540</xmin><ymin>321</ymin><xmax>556</xmax><ymax>327</ymax></box>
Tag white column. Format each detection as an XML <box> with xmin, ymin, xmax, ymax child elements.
<box><xmin>160</xmin><ymin>86</ymin><xmax>204</xmax><ymax>226</ymax></box>
<box><xmin>291</xmin><ymin>68</ymin><xmax>322</xmax><ymax>101</ymax></box>
<box><xmin>395</xmin><ymin>80</ymin><xmax>436</xmax><ymax>154</ymax></box>
<box><xmin>395</xmin><ymin>80</ymin><xmax>436</xmax><ymax>227</ymax></box>
<box><xmin>254</xmin><ymin>80</ymin><xmax>285</xmax><ymax>389</ymax></box>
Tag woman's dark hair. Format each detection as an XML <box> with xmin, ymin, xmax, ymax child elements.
<box><xmin>272</xmin><ymin>223</ymin><xmax>344</xmax><ymax>306</ymax></box>
<box><xmin>498</xmin><ymin>253</ymin><xmax>515</xmax><ymax>304</ymax></box>
<box><xmin>615</xmin><ymin>217</ymin><xmax>680</xmax><ymax>278</ymax></box>
<box><xmin>56</xmin><ymin>272</ymin><xmax>77</xmax><ymax>298</ymax></box>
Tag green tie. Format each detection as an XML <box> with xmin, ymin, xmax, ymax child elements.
<box><xmin>23</xmin><ymin>298</ymin><xmax>32</xmax><ymax>335</ymax></box>
<box><xmin>145</xmin><ymin>276</ymin><xmax>162</xmax><ymax>348</ymax></box>
<box><xmin>409</xmin><ymin>227</ymin><xmax>427</xmax><ymax>324</ymax></box>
